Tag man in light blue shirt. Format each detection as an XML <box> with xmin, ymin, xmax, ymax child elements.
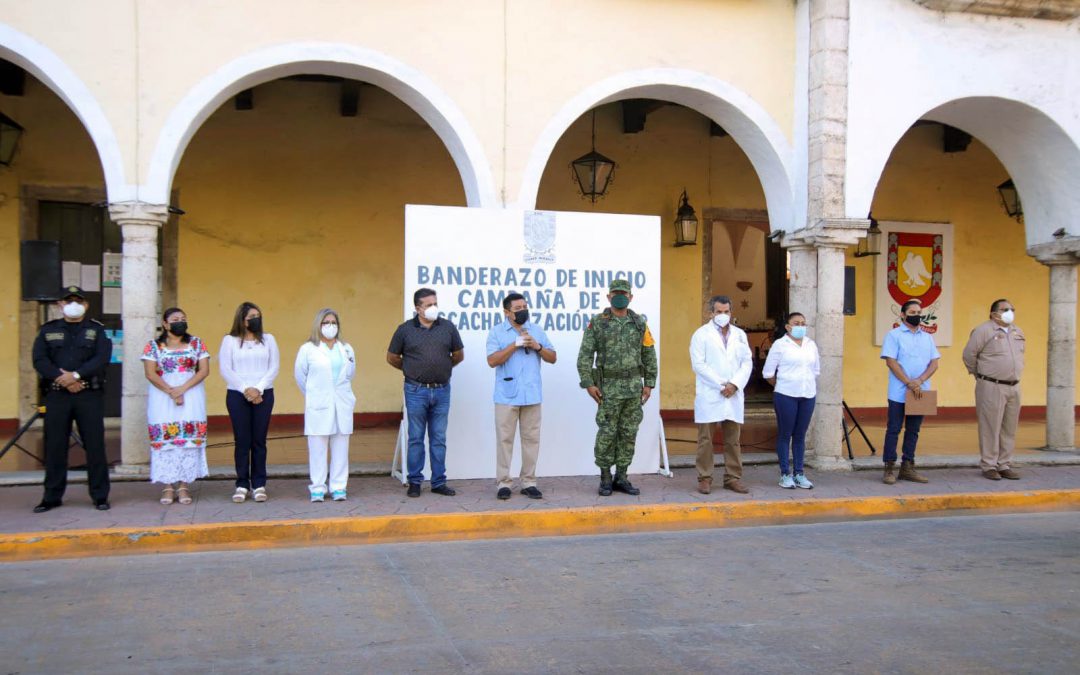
<box><xmin>880</xmin><ymin>298</ymin><xmax>940</xmax><ymax>485</ymax></box>
<box><xmin>485</xmin><ymin>292</ymin><xmax>557</xmax><ymax>500</ymax></box>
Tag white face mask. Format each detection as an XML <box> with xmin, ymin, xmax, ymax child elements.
<box><xmin>712</xmin><ymin>313</ymin><xmax>731</xmax><ymax>328</ymax></box>
<box><xmin>62</xmin><ymin>302</ymin><xmax>86</xmax><ymax>319</ymax></box>
<box><xmin>999</xmin><ymin>309</ymin><xmax>1015</xmax><ymax>325</ymax></box>
<box><xmin>422</xmin><ymin>306</ymin><xmax>440</xmax><ymax>322</ymax></box>
<box><xmin>321</xmin><ymin>323</ymin><xmax>339</xmax><ymax>339</ymax></box>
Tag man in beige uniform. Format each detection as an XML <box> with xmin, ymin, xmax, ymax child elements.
<box><xmin>962</xmin><ymin>298</ymin><xmax>1025</xmax><ymax>481</ymax></box>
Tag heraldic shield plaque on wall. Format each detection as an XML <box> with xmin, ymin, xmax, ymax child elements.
<box><xmin>523</xmin><ymin>210</ymin><xmax>556</xmax><ymax>264</ymax></box>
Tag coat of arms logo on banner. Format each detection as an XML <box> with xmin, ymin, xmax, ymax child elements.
<box><xmin>523</xmin><ymin>210</ymin><xmax>556</xmax><ymax>264</ymax></box>
<box><xmin>874</xmin><ymin>221</ymin><xmax>953</xmax><ymax>346</ymax></box>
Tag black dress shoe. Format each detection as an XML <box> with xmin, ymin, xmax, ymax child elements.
<box><xmin>497</xmin><ymin>487</ymin><xmax>512</xmax><ymax>500</ymax></box>
<box><xmin>431</xmin><ymin>485</ymin><xmax>456</xmax><ymax>496</ymax></box>
<box><xmin>612</xmin><ymin>476</ymin><xmax>640</xmax><ymax>496</ymax></box>
<box><xmin>407</xmin><ymin>483</ymin><xmax>422</xmax><ymax>498</ymax></box>
<box><xmin>520</xmin><ymin>486</ymin><xmax>543</xmax><ymax>499</ymax></box>
<box><xmin>94</xmin><ymin>500</ymin><xmax>111</xmax><ymax>511</ymax></box>
<box><xmin>33</xmin><ymin>500</ymin><xmax>62</xmax><ymax>513</ymax></box>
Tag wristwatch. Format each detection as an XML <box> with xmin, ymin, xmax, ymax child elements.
<box><xmin>73</xmin><ymin>372</ymin><xmax>81</xmax><ymax>381</ymax></box>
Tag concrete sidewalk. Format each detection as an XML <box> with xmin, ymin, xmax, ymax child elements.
<box><xmin>2</xmin><ymin>464</ymin><xmax>1079</xmax><ymax>561</ymax></box>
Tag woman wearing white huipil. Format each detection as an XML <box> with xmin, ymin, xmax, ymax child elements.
<box><xmin>219</xmin><ymin>302</ymin><xmax>280</xmax><ymax>504</ymax></box>
<box><xmin>295</xmin><ymin>308</ymin><xmax>356</xmax><ymax>502</ymax></box>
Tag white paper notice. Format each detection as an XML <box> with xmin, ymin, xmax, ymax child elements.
<box><xmin>81</xmin><ymin>265</ymin><xmax>101</xmax><ymax>292</ymax></box>
<box><xmin>102</xmin><ymin>252</ymin><xmax>122</xmax><ymax>287</ymax></box>
<box><xmin>103</xmin><ymin>287</ymin><xmax>122</xmax><ymax>314</ymax></box>
<box><xmin>61</xmin><ymin>261</ymin><xmax>82</xmax><ymax>287</ymax></box>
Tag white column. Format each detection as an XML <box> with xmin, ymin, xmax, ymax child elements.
<box><xmin>1044</xmin><ymin>257</ymin><xmax>1078</xmax><ymax>451</ymax></box>
<box><xmin>785</xmin><ymin>240</ymin><xmax>818</xmax><ymax>333</ymax></box>
<box><xmin>109</xmin><ymin>202</ymin><xmax>168</xmax><ymax>471</ymax></box>
<box><xmin>1029</xmin><ymin>241</ymin><xmax>1080</xmax><ymax>452</ymax></box>
<box><xmin>799</xmin><ymin>221</ymin><xmax>866</xmax><ymax>470</ymax></box>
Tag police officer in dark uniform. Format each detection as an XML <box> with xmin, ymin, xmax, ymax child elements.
<box><xmin>31</xmin><ymin>286</ymin><xmax>112</xmax><ymax>512</ymax></box>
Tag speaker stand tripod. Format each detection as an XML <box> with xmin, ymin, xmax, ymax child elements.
<box><xmin>841</xmin><ymin>400</ymin><xmax>876</xmax><ymax>460</ymax></box>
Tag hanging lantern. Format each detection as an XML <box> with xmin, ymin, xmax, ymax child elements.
<box><xmin>570</xmin><ymin>110</ymin><xmax>616</xmax><ymax>202</ymax></box>
<box><xmin>673</xmin><ymin>189</ymin><xmax>698</xmax><ymax>247</ymax></box>
<box><xmin>0</xmin><ymin>112</ymin><xmax>24</xmax><ymax>166</ymax></box>
<box><xmin>997</xmin><ymin>179</ymin><xmax>1023</xmax><ymax>222</ymax></box>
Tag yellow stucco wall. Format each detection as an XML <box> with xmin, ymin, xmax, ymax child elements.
<box><xmin>0</xmin><ymin>0</ymin><xmax>795</xmax><ymax>199</ymax></box>
<box><xmin>535</xmin><ymin>104</ymin><xmax>767</xmax><ymax>410</ymax></box>
<box><xmin>842</xmin><ymin>125</ymin><xmax>1080</xmax><ymax>408</ymax></box>
<box><xmin>0</xmin><ymin>77</ymin><xmax>106</xmax><ymax>418</ymax></box>
<box><xmin>172</xmin><ymin>80</ymin><xmax>465</xmax><ymax>417</ymax></box>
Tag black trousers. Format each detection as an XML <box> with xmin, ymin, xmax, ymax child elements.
<box><xmin>226</xmin><ymin>388</ymin><xmax>274</xmax><ymax>489</ymax></box>
<box><xmin>43</xmin><ymin>388</ymin><xmax>110</xmax><ymax>502</ymax></box>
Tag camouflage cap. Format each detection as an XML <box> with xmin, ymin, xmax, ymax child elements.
<box><xmin>608</xmin><ymin>278</ymin><xmax>632</xmax><ymax>293</ymax></box>
<box><xmin>60</xmin><ymin>285</ymin><xmax>87</xmax><ymax>300</ymax></box>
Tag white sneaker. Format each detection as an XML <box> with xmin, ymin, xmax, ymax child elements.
<box><xmin>232</xmin><ymin>487</ymin><xmax>248</xmax><ymax>503</ymax></box>
<box><xmin>252</xmin><ymin>487</ymin><xmax>268</xmax><ymax>502</ymax></box>
<box><xmin>310</xmin><ymin>490</ymin><xmax>325</xmax><ymax>503</ymax></box>
<box><xmin>794</xmin><ymin>474</ymin><xmax>814</xmax><ymax>489</ymax></box>
<box><xmin>778</xmin><ymin>474</ymin><xmax>796</xmax><ymax>489</ymax></box>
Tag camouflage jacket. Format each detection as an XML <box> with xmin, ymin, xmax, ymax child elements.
<box><xmin>576</xmin><ymin>308</ymin><xmax>658</xmax><ymax>398</ymax></box>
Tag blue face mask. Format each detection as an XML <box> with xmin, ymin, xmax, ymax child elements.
<box><xmin>790</xmin><ymin>325</ymin><xmax>807</xmax><ymax>340</ymax></box>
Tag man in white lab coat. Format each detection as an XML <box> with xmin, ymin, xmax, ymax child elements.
<box><xmin>689</xmin><ymin>295</ymin><xmax>753</xmax><ymax>494</ymax></box>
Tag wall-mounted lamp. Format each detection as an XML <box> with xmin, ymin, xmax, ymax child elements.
<box><xmin>735</xmin><ymin>280</ymin><xmax>753</xmax><ymax>292</ymax></box>
<box><xmin>570</xmin><ymin>109</ymin><xmax>616</xmax><ymax>203</ymax></box>
<box><xmin>854</xmin><ymin>213</ymin><xmax>882</xmax><ymax>258</ymax></box>
<box><xmin>997</xmin><ymin>179</ymin><xmax>1023</xmax><ymax>222</ymax></box>
<box><xmin>673</xmin><ymin>189</ymin><xmax>698</xmax><ymax>247</ymax></box>
<box><xmin>0</xmin><ymin>112</ymin><xmax>24</xmax><ymax>166</ymax></box>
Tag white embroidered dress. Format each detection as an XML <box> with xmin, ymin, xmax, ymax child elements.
<box><xmin>142</xmin><ymin>337</ymin><xmax>211</xmax><ymax>484</ymax></box>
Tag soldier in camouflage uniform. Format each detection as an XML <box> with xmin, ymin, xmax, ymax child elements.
<box><xmin>576</xmin><ymin>278</ymin><xmax>658</xmax><ymax>496</ymax></box>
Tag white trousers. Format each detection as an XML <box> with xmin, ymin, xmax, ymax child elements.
<box><xmin>307</xmin><ymin>433</ymin><xmax>350</xmax><ymax>493</ymax></box>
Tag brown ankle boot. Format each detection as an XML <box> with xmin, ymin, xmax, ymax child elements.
<box><xmin>883</xmin><ymin>462</ymin><xmax>897</xmax><ymax>485</ymax></box>
<box><xmin>899</xmin><ymin>459</ymin><xmax>929</xmax><ymax>483</ymax></box>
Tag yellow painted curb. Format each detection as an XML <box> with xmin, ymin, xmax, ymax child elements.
<box><xmin>2</xmin><ymin>489</ymin><xmax>1078</xmax><ymax>562</ymax></box>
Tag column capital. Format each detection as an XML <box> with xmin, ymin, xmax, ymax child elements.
<box><xmin>792</xmin><ymin>218</ymin><xmax>870</xmax><ymax>249</ymax></box>
<box><xmin>1029</xmin><ymin>237</ymin><xmax>1080</xmax><ymax>266</ymax></box>
<box><xmin>779</xmin><ymin>233</ymin><xmax>816</xmax><ymax>251</ymax></box>
<box><xmin>108</xmin><ymin>201</ymin><xmax>169</xmax><ymax>226</ymax></box>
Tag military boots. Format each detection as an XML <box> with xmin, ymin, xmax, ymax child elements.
<box><xmin>883</xmin><ymin>462</ymin><xmax>897</xmax><ymax>485</ymax></box>
<box><xmin>599</xmin><ymin>468</ymin><xmax>613</xmax><ymax>496</ymax></box>
<box><xmin>613</xmin><ymin>471</ymin><xmax>640</xmax><ymax>496</ymax></box>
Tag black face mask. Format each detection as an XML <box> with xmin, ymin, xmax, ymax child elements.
<box><xmin>904</xmin><ymin>314</ymin><xmax>922</xmax><ymax>327</ymax></box>
<box><xmin>168</xmin><ymin>321</ymin><xmax>188</xmax><ymax>336</ymax></box>
<box><xmin>512</xmin><ymin>309</ymin><xmax>530</xmax><ymax>325</ymax></box>
<box><xmin>247</xmin><ymin>317</ymin><xmax>262</xmax><ymax>333</ymax></box>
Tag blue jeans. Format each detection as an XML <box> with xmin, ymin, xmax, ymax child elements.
<box><xmin>774</xmin><ymin>392</ymin><xmax>815</xmax><ymax>475</ymax></box>
<box><xmin>404</xmin><ymin>383</ymin><xmax>451</xmax><ymax>488</ymax></box>
<box><xmin>883</xmin><ymin>399</ymin><xmax>924</xmax><ymax>464</ymax></box>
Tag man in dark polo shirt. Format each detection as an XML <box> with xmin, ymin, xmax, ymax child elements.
<box><xmin>387</xmin><ymin>288</ymin><xmax>465</xmax><ymax>498</ymax></box>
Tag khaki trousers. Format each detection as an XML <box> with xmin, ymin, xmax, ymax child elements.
<box><xmin>495</xmin><ymin>403</ymin><xmax>542</xmax><ymax>489</ymax></box>
<box><xmin>975</xmin><ymin>379</ymin><xmax>1021</xmax><ymax>471</ymax></box>
<box><xmin>696</xmin><ymin>421</ymin><xmax>742</xmax><ymax>484</ymax></box>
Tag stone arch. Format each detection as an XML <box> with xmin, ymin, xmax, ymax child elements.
<box><xmin>0</xmin><ymin>22</ymin><xmax>131</xmax><ymax>200</ymax></box>
<box><xmin>848</xmin><ymin>96</ymin><xmax>1080</xmax><ymax>247</ymax></box>
<box><xmin>516</xmin><ymin>68</ymin><xmax>795</xmax><ymax>232</ymax></box>
<box><xmin>144</xmin><ymin>41</ymin><xmax>497</xmax><ymax>208</ymax></box>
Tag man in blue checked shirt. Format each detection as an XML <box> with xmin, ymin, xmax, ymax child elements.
<box><xmin>880</xmin><ymin>298</ymin><xmax>941</xmax><ymax>485</ymax></box>
<box><xmin>485</xmin><ymin>292</ymin><xmax>557</xmax><ymax>500</ymax></box>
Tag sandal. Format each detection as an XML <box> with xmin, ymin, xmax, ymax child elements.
<box><xmin>160</xmin><ymin>487</ymin><xmax>175</xmax><ymax>505</ymax></box>
<box><xmin>252</xmin><ymin>487</ymin><xmax>268</xmax><ymax>503</ymax></box>
<box><xmin>177</xmin><ymin>486</ymin><xmax>192</xmax><ymax>505</ymax></box>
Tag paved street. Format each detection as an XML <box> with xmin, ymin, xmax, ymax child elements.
<box><xmin>2</xmin><ymin>512</ymin><xmax>1078</xmax><ymax>674</ymax></box>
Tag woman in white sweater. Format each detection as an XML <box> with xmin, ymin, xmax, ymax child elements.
<box><xmin>762</xmin><ymin>312</ymin><xmax>821</xmax><ymax>490</ymax></box>
<box><xmin>219</xmin><ymin>302</ymin><xmax>279</xmax><ymax>503</ymax></box>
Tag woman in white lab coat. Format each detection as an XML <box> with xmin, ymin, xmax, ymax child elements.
<box><xmin>294</xmin><ymin>308</ymin><xmax>356</xmax><ymax>502</ymax></box>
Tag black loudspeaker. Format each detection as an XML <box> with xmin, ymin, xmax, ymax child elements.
<box><xmin>21</xmin><ymin>240</ymin><xmax>61</xmax><ymax>301</ymax></box>
<box><xmin>843</xmin><ymin>265</ymin><xmax>856</xmax><ymax>316</ymax></box>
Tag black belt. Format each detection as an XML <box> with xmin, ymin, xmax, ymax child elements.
<box><xmin>406</xmin><ymin>379</ymin><xmax>447</xmax><ymax>389</ymax></box>
<box><xmin>976</xmin><ymin>374</ymin><xmax>1018</xmax><ymax>386</ymax></box>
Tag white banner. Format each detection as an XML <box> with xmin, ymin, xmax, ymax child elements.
<box><xmin>874</xmin><ymin>221</ymin><xmax>954</xmax><ymax>346</ymax></box>
<box><xmin>400</xmin><ymin>205</ymin><xmax>662</xmax><ymax>480</ymax></box>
